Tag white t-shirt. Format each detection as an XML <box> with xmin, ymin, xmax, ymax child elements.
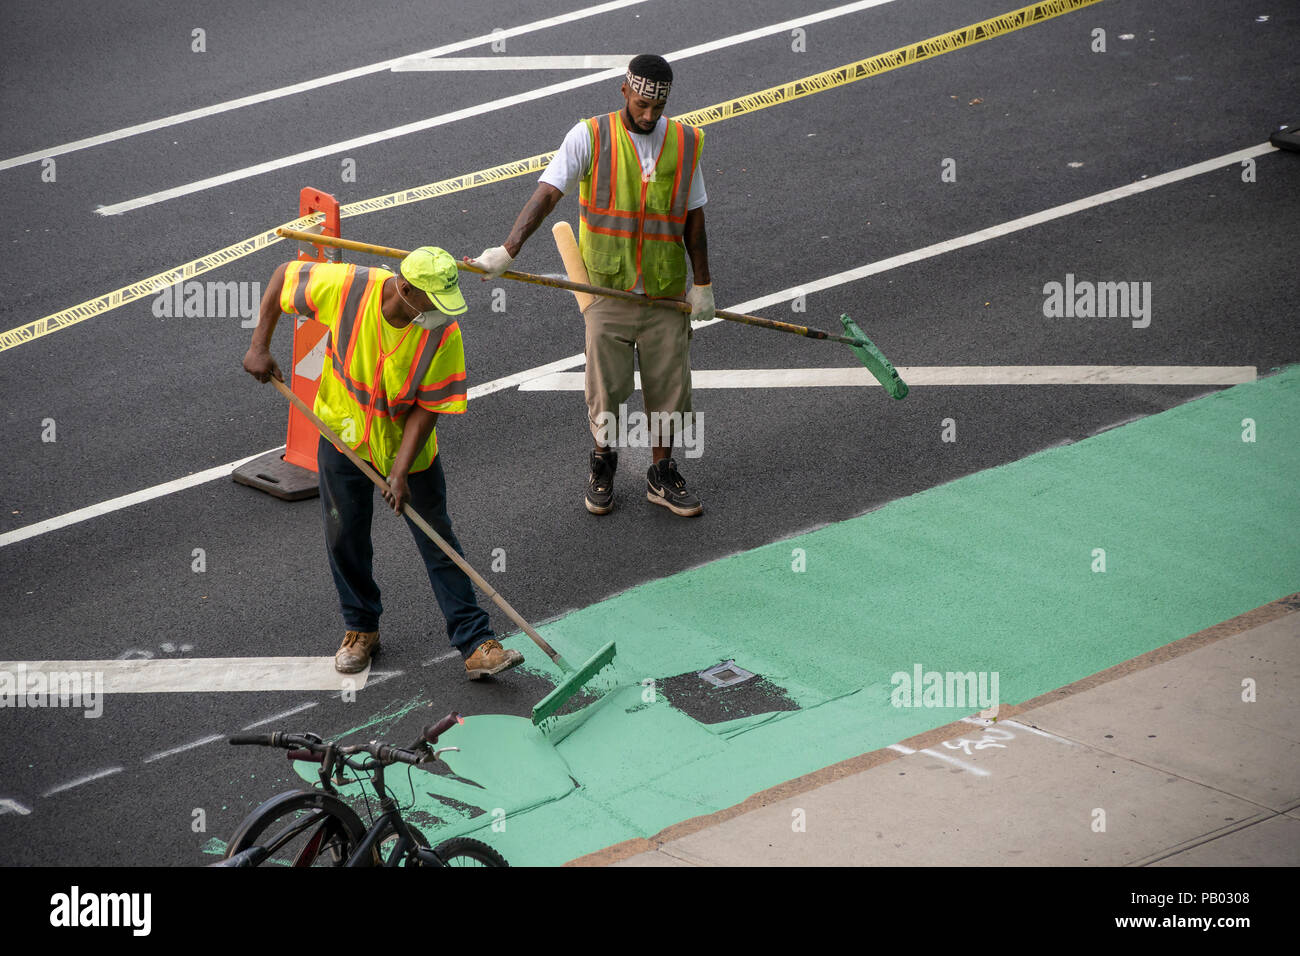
<box><xmin>540</xmin><ymin>115</ymin><xmax>707</xmax><ymax>209</ymax></box>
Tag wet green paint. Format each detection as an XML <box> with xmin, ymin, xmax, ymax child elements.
<box><xmin>293</xmin><ymin>369</ymin><xmax>1299</xmax><ymax>865</ymax></box>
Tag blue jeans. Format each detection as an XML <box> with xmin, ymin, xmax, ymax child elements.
<box><xmin>317</xmin><ymin>436</ymin><xmax>494</xmax><ymax>658</ymax></box>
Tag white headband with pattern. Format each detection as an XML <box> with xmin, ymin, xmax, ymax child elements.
<box><xmin>626</xmin><ymin>69</ymin><xmax>671</xmax><ymax>100</ymax></box>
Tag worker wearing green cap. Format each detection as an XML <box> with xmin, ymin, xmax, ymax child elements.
<box><xmin>243</xmin><ymin>247</ymin><xmax>524</xmax><ymax>680</ymax></box>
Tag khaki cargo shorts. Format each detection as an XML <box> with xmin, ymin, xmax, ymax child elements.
<box><xmin>582</xmin><ymin>293</ymin><xmax>693</xmax><ymax>446</ymax></box>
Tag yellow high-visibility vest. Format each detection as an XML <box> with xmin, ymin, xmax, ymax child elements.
<box><xmin>280</xmin><ymin>262</ymin><xmax>468</xmax><ymax>474</ymax></box>
<box><xmin>578</xmin><ymin>112</ymin><xmax>704</xmax><ymax>299</ymax></box>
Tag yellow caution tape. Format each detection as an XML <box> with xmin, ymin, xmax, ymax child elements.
<box><xmin>1</xmin><ymin>0</ymin><xmax>1102</xmax><ymax>354</ymax></box>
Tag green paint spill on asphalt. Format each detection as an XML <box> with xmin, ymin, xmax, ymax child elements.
<box><xmin>300</xmin><ymin>369</ymin><xmax>1300</xmax><ymax>865</ymax></box>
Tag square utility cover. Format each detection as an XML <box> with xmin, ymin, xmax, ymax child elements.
<box><xmin>657</xmin><ymin>662</ymin><xmax>799</xmax><ymax>726</ymax></box>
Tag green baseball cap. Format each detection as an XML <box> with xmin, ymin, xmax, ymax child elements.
<box><xmin>400</xmin><ymin>246</ymin><xmax>466</xmax><ymax>316</ymax></box>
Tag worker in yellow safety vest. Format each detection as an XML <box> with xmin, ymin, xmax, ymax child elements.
<box><xmin>470</xmin><ymin>54</ymin><xmax>714</xmax><ymax>517</ymax></box>
<box><xmin>242</xmin><ymin>247</ymin><xmax>524</xmax><ymax>680</ymax></box>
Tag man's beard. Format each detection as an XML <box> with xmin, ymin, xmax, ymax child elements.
<box><xmin>624</xmin><ymin>107</ymin><xmax>656</xmax><ymax>134</ymax></box>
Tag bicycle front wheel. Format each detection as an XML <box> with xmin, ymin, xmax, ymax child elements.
<box><xmin>224</xmin><ymin>790</ymin><xmax>368</xmax><ymax>867</ymax></box>
<box><xmin>431</xmin><ymin>836</ymin><xmax>509</xmax><ymax>867</ymax></box>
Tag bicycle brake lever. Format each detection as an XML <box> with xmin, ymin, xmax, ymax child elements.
<box><xmin>433</xmin><ymin>746</ymin><xmax>460</xmax><ymax>758</ymax></box>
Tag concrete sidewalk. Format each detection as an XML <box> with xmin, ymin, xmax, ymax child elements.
<box><xmin>572</xmin><ymin>595</ymin><xmax>1300</xmax><ymax>866</ymax></box>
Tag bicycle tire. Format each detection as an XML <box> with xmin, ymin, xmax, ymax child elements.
<box><xmin>431</xmin><ymin>836</ymin><xmax>510</xmax><ymax>868</ymax></box>
<box><xmin>223</xmin><ymin>790</ymin><xmax>369</xmax><ymax>867</ymax></box>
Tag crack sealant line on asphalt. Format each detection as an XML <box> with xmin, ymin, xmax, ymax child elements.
<box><xmin>322</xmin><ymin>366</ymin><xmax>1298</xmax><ymax>866</ymax></box>
<box><xmin>2</xmin><ymin>0</ymin><xmax>1103</xmax><ymax>352</ymax></box>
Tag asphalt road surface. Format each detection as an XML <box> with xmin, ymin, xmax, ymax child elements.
<box><xmin>0</xmin><ymin>0</ymin><xmax>1296</xmax><ymax>866</ymax></box>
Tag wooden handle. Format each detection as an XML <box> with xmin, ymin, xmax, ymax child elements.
<box><xmin>268</xmin><ymin>377</ymin><xmax>563</xmax><ymax>665</ymax></box>
<box><xmin>550</xmin><ymin>221</ymin><xmax>596</xmax><ymax>311</ymax></box>
<box><xmin>273</xmin><ymin>228</ymin><xmax>869</xmax><ymax>348</ymax></box>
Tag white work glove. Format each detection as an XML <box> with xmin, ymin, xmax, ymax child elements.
<box><xmin>468</xmin><ymin>245</ymin><xmax>514</xmax><ymax>280</ymax></box>
<box><xmin>686</xmin><ymin>283</ymin><xmax>715</xmax><ymax>323</ymax></box>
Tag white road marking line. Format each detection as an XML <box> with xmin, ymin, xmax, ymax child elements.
<box><xmin>699</xmin><ymin>142</ymin><xmax>1279</xmax><ymax>323</ymax></box>
<box><xmin>95</xmin><ymin>0</ymin><xmax>901</xmax><ymax>215</ymax></box>
<box><xmin>888</xmin><ymin>744</ymin><xmax>916</xmax><ymax>754</ymax></box>
<box><xmin>2</xmin><ymin>142</ymin><xmax>1268</xmax><ymax>546</ymax></box>
<box><xmin>41</xmin><ymin>767</ymin><xmax>124</xmax><ymax>798</ymax></box>
<box><xmin>0</xmin><ymin>0</ymin><xmax>654</xmax><ymax>171</ymax></box>
<box><xmin>0</xmin><ymin>658</ymin><xmax>366</xmax><ymax>693</ymax></box>
<box><xmin>0</xmin><ymin>798</ymin><xmax>33</xmax><ymax>816</ymax></box>
<box><xmin>361</xmin><ymin>670</ymin><xmax>403</xmax><ymax>688</ymax></box>
<box><xmin>241</xmin><ymin>702</ymin><xmax>318</xmax><ymax>730</ymax></box>
<box><xmin>394</xmin><ymin>55</ymin><xmax>635</xmax><ymax>71</ymax></box>
<box><xmin>422</xmin><ymin>651</ymin><xmax>461</xmax><ymax>666</ymax></box>
<box><xmin>143</xmin><ymin>733</ymin><xmax>225</xmax><ymax>763</ymax></box>
<box><xmin>519</xmin><ymin>366</ymin><xmax>1259</xmax><ymax>390</ymax></box>
<box><xmin>917</xmin><ymin>747</ymin><xmax>991</xmax><ymax>777</ymax></box>
<box><xmin>0</xmin><ymin>353</ymin><xmax>587</xmax><ymax>546</ymax></box>
<box><xmin>0</xmin><ymin>447</ymin><xmax>278</xmax><ymax>548</ymax></box>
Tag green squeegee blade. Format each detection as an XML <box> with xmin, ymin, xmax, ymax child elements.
<box><xmin>841</xmin><ymin>313</ymin><xmax>908</xmax><ymax>400</ymax></box>
<box><xmin>531</xmin><ymin>641</ymin><xmax>618</xmax><ymax>725</ymax></box>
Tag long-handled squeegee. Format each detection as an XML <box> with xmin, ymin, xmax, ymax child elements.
<box><xmin>275</xmin><ymin>227</ymin><xmax>909</xmax><ymax>399</ymax></box>
<box><xmin>268</xmin><ymin>378</ymin><xmax>615</xmax><ymax>724</ymax></box>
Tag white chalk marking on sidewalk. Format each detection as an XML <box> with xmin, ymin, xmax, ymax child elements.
<box><xmin>4</xmin><ymin>143</ymin><xmax>1268</xmax><ymax>547</ymax></box>
<box><xmin>241</xmin><ymin>702</ymin><xmax>318</xmax><ymax>731</ymax></box>
<box><xmin>0</xmin><ymin>447</ymin><xmax>278</xmax><ymax>548</ymax></box>
<box><xmin>917</xmin><ymin>747</ymin><xmax>992</xmax><ymax>777</ymax></box>
<box><xmin>41</xmin><ymin>767</ymin><xmax>124</xmax><ymax>798</ymax></box>
<box><xmin>0</xmin><ymin>798</ymin><xmax>32</xmax><ymax>816</ymax></box>
<box><xmin>394</xmin><ymin>55</ymin><xmax>634</xmax><ymax>71</ymax></box>
<box><xmin>891</xmin><ymin>741</ymin><xmax>990</xmax><ymax>776</ymax></box>
<box><xmin>143</xmin><ymin>734</ymin><xmax>225</xmax><ymax>764</ymax></box>
<box><xmin>360</xmin><ymin>670</ymin><xmax>403</xmax><ymax>688</ymax></box>
<box><xmin>0</xmin><ymin>658</ymin><xmax>367</xmax><ymax>693</ymax></box>
<box><xmin>518</xmin><ymin>366</ymin><xmax>1259</xmax><ymax>391</ymax></box>
<box><xmin>95</xmin><ymin>0</ymin><xmax>901</xmax><ymax>214</ymax></box>
<box><xmin>0</xmin><ymin>0</ymin><xmax>654</xmax><ymax>171</ymax></box>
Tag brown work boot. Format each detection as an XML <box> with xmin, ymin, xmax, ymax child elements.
<box><xmin>464</xmin><ymin>639</ymin><xmax>524</xmax><ymax>680</ymax></box>
<box><xmin>335</xmin><ymin>630</ymin><xmax>380</xmax><ymax>673</ymax></box>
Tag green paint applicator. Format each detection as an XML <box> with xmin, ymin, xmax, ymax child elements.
<box><xmin>841</xmin><ymin>314</ymin><xmax>908</xmax><ymax>399</ymax></box>
<box><xmin>531</xmin><ymin>641</ymin><xmax>618</xmax><ymax>725</ymax></box>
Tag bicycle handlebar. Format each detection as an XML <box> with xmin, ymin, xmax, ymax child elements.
<box><xmin>423</xmin><ymin>712</ymin><xmax>463</xmax><ymax>744</ymax></box>
<box><xmin>231</xmin><ymin>713</ymin><xmax>464</xmax><ymax>768</ymax></box>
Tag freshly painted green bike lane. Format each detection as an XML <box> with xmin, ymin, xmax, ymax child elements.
<box><xmin>305</xmin><ymin>368</ymin><xmax>1300</xmax><ymax>866</ymax></box>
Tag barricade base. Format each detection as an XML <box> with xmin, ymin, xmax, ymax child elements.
<box><xmin>232</xmin><ymin>450</ymin><xmax>320</xmax><ymax>501</ymax></box>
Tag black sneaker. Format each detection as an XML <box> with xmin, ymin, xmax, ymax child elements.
<box><xmin>646</xmin><ymin>458</ymin><xmax>702</xmax><ymax>516</ymax></box>
<box><xmin>586</xmin><ymin>448</ymin><xmax>617</xmax><ymax>515</ymax></box>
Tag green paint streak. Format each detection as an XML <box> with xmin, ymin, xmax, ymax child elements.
<box><xmin>300</xmin><ymin>370</ymin><xmax>1300</xmax><ymax>864</ymax></box>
